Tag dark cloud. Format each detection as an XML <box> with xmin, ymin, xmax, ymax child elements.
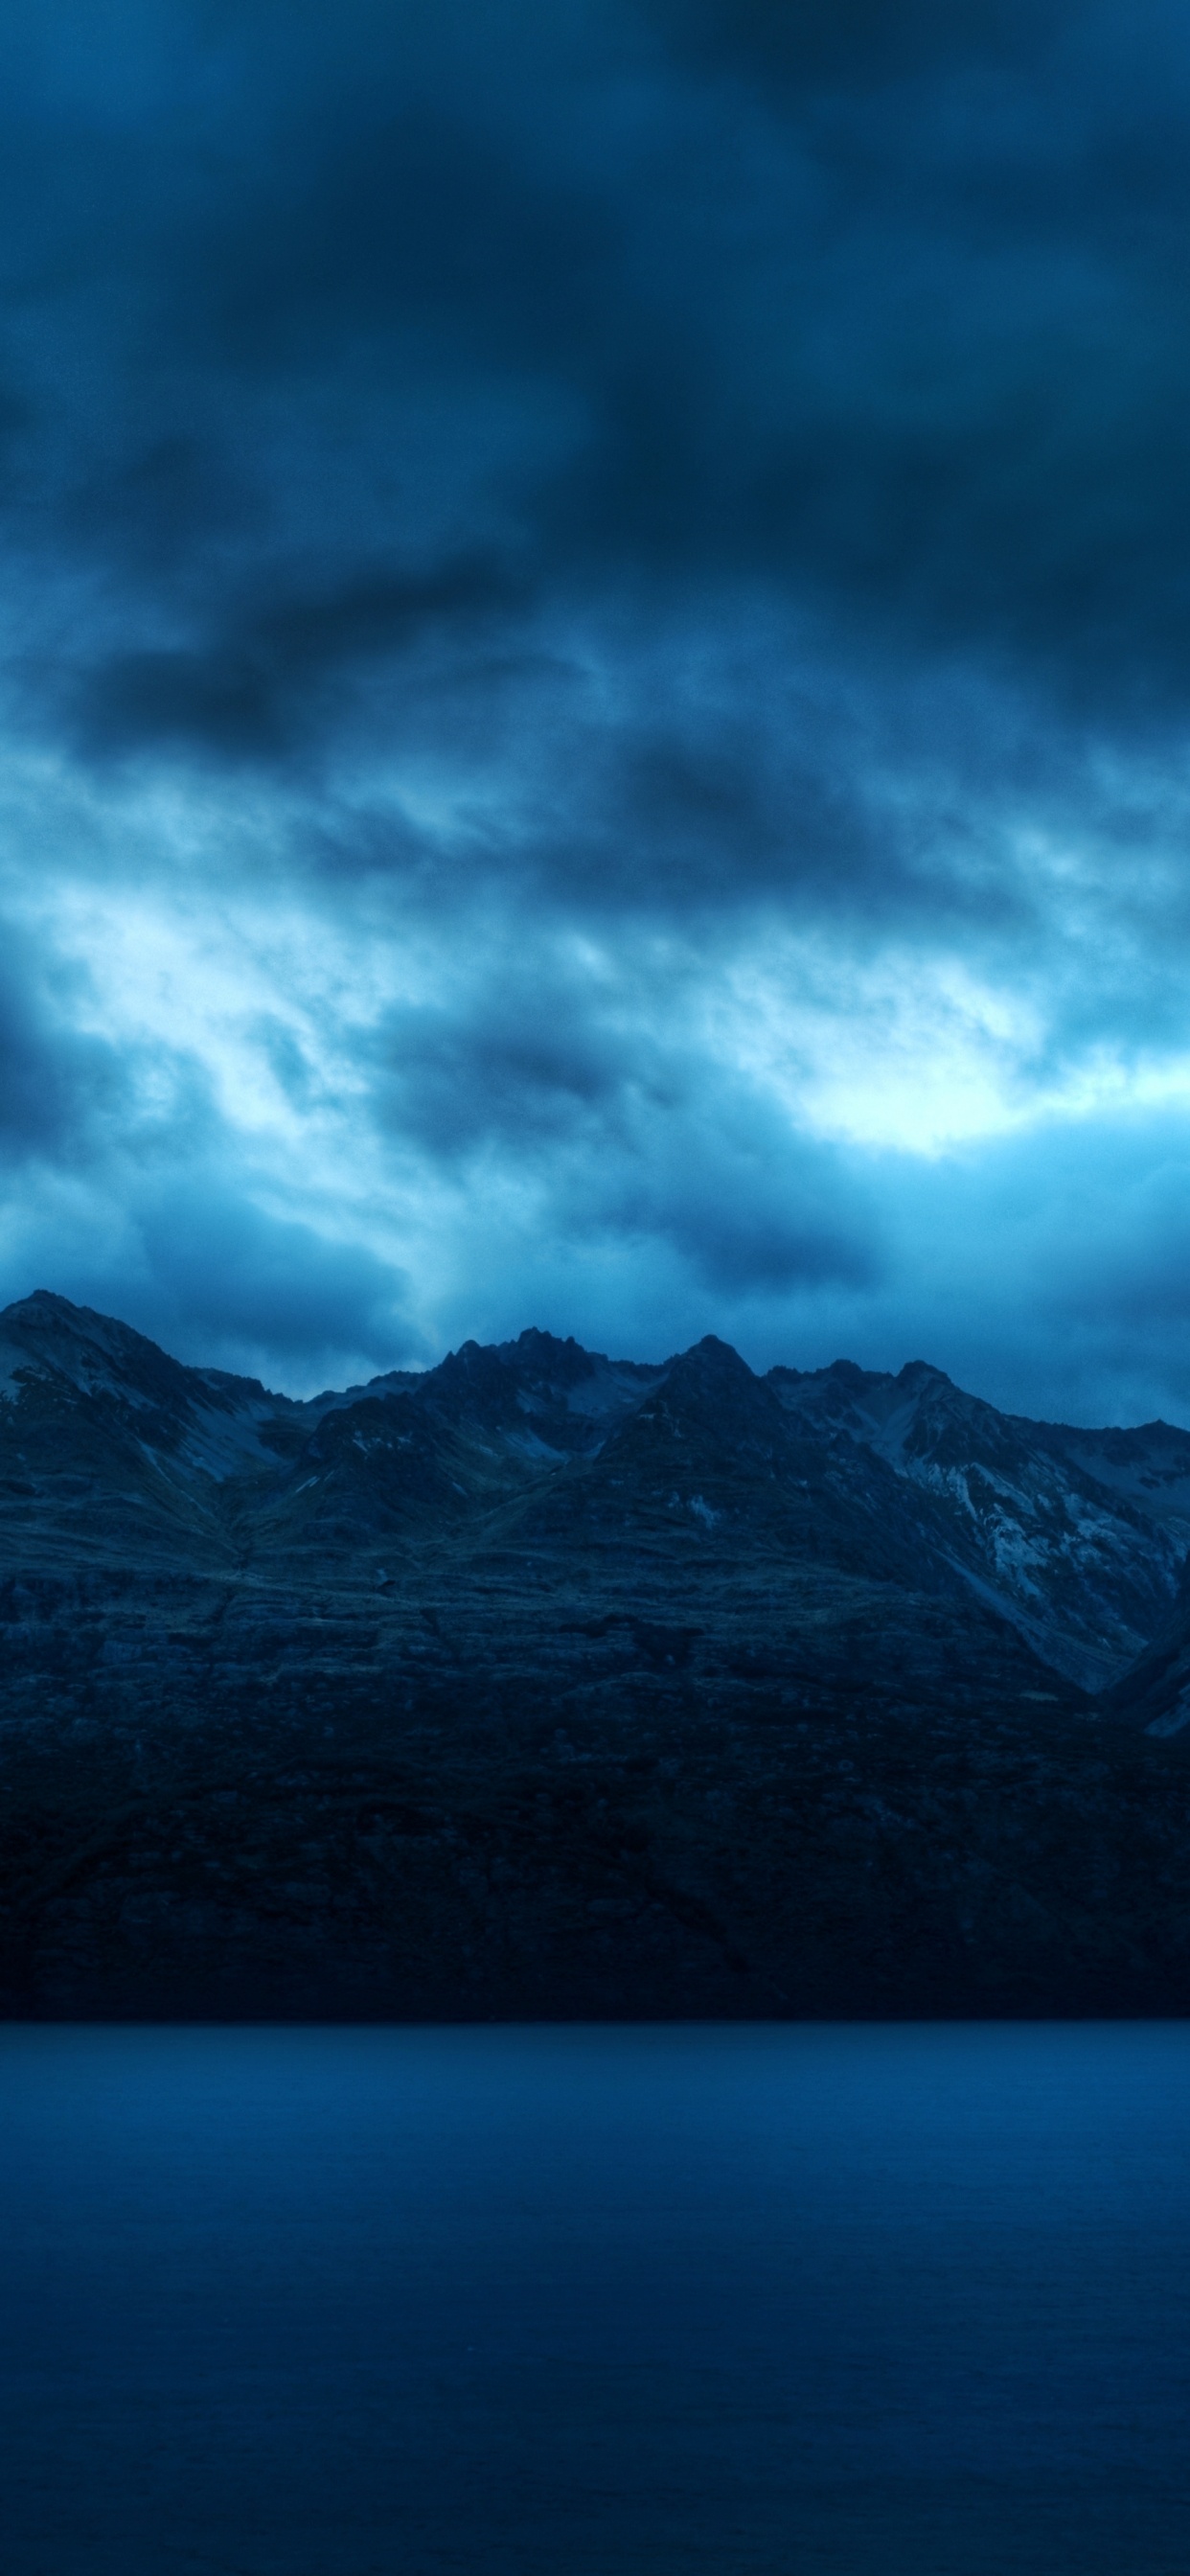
<box><xmin>648</xmin><ymin>0</ymin><xmax>1062</xmax><ymax>91</ymax></box>
<box><xmin>64</xmin><ymin>433</ymin><xmax>259</xmax><ymax>580</ymax></box>
<box><xmin>71</xmin><ymin>553</ymin><xmax>527</xmax><ymax>762</ymax></box>
<box><xmin>379</xmin><ymin>986</ymin><xmax>627</xmax><ymax>1159</ymax></box>
<box><xmin>0</xmin><ymin>933</ymin><xmax>121</xmax><ymax>1162</ymax></box>
<box><xmin>193</xmin><ymin>104</ymin><xmax>617</xmax><ymax>379</ymax></box>
<box><xmin>584</xmin><ymin>1119</ymin><xmax>881</xmax><ymax>1298</ymax></box>
<box><xmin>7</xmin><ymin>0</ymin><xmax>1190</xmax><ymax>784</ymax></box>
<box><xmin>130</xmin><ymin>1183</ymin><xmax>413</xmax><ymax>1372</ymax></box>
<box><xmin>375</xmin><ymin>951</ymin><xmax>881</xmax><ymax>1298</ymax></box>
<box><xmin>0</xmin><ymin>1167</ymin><xmax>418</xmax><ymax>1392</ymax></box>
<box><xmin>2</xmin><ymin>3</ymin><xmax>1190</xmax><ymax>1414</ymax></box>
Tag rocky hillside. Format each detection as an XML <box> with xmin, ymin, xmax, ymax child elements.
<box><xmin>770</xmin><ymin>1358</ymin><xmax>1190</xmax><ymax>1690</ymax></box>
<box><xmin>3</xmin><ymin>1290</ymin><xmax>1190</xmax><ymax>2018</ymax></box>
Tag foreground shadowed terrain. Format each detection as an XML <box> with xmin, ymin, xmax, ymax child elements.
<box><xmin>2</xmin><ymin>1291</ymin><xmax>1189</xmax><ymax>2019</ymax></box>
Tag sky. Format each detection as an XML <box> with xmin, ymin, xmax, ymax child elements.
<box><xmin>5</xmin><ymin>0</ymin><xmax>1190</xmax><ymax>1418</ymax></box>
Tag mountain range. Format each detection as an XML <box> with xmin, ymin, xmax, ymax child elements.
<box><xmin>3</xmin><ymin>1289</ymin><xmax>1189</xmax><ymax>2019</ymax></box>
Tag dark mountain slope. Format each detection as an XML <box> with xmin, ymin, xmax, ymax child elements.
<box><xmin>242</xmin><ymin>1331</ymin><xmax>665</xmax><ymax>1562</ymax></box>
<box><xmin>770</xmin><ymin>1358</ymin><xmax>1190</xmax><ymax>1688</ymax></box>
<box><xmin>2</xmin><ymin>1294</ymin><xmax>1190</xmax><ymax>2018</ymax></box>
<box><xmin>1103</xmin><ymin>1558</ymin><xmax>1190</xmax><ymax>1739</ymax></box>
<box><xmin>502</xmin><ymin>1338</ymin><xmax>980</xmax><ymax>1602</ymax></box>
<box><xmin>0</xmin><ymin>1290</ymin><xmax>297</xmax><ymax>1570</ymax></box>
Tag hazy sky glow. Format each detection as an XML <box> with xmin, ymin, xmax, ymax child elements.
<box><xmin>5</xmin><ymin>0</ymin><xmax>1190</xmax><ymax>1414</ymax></box>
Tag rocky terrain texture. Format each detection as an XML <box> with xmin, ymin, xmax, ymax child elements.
<box><xmin>2</xmin><ymin>1289</ymin><xmax>1189</xmax><ymax>2019</ymax></box>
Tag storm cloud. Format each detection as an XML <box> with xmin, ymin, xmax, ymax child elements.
<box><xmin>1</xmin><ymin>1</ymin><xmax>1189</xmax><ymax>1413</ymax></box>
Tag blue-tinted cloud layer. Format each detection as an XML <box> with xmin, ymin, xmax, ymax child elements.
<box><xmin>2</xmin><ymin>1</ymin><xmax>1190</xmax><ymax>1414</ymax></box>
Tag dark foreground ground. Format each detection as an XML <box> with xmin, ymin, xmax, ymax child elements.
<box><xmin>4</xmin><ymin>1554</ymin><xmax>1189</xmax><ymax>2021</ymax></box>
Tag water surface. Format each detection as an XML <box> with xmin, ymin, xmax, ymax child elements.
<box><xmin>2</xmin><ymin>2023</ymin><xmax>1189</xmax><ymax>2572</ymax></box>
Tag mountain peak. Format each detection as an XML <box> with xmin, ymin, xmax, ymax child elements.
<box><xmin>896</xmin><ymin>1359</ymin><xmax>952</xmax><ymax>1390</ymax></box>
<box><xmin>497</xmin><ymin>1326</ymin><xmax>600</xmax><ymax>1385</ymax></box>
<box><xmin>649</xmin><ymin>1336</ymin><xmax>759</xmax><ymax>1407</ymax></box>
<box><xmin>683</xmin><ymin>1334</ymin><xmax>752</xmax><ymax>1369</ymax></box>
